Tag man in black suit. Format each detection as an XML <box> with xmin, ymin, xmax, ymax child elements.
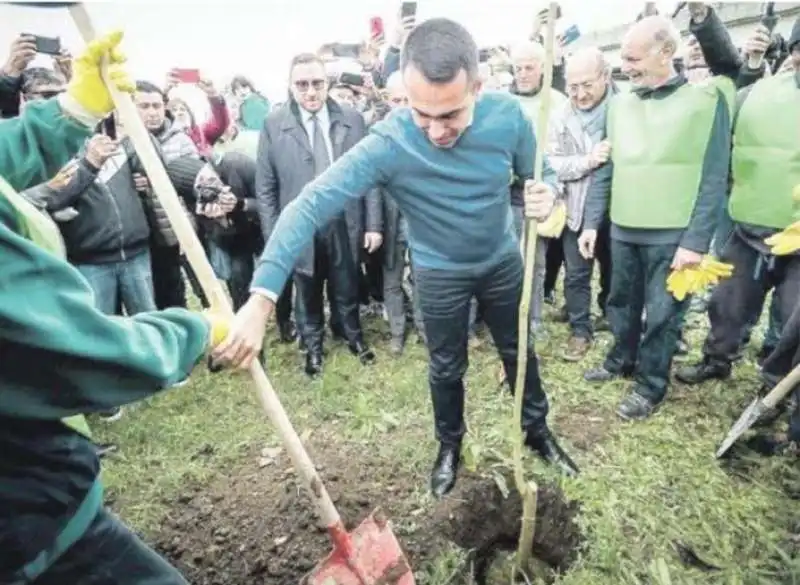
<box><xmin>255</xmin><ymin>52</ymin><xmax>382</xmax><ymax>376</ymax></box>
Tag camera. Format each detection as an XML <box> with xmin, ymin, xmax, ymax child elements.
<box><xmin>197</xmin><ymin>182</ymin><xmax>223</xmax><ymax>205</ymax></box>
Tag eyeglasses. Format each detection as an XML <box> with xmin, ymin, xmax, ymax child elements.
<box><xmin>294</xmin><ymin>79</ymin><xmax>326</xmax><ymax>93</ymax></box>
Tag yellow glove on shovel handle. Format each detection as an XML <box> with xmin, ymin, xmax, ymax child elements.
<box><xmin>66</xmin><ymin>30</ymin><xmax>135</xmax><ymax>118</ymax></box>
<box><xmin>205</xmin><ymin>310</ymin><xmax>230</xmax><ymax>350</ymax></box>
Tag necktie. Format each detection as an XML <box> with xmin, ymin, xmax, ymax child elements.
<box><xmin>310</xmin><ymin>114</ymin><xmax>331</xmax><ymax>176</ymax></box>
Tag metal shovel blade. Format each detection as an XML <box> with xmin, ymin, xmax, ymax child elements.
<box><xmin>307</xmin><ymin>508</ymin><xmax>415</xmax><ymax>585</ymax></box>
<box><xmin>715</xmin><ymin>397</ymin><xmax>766</xmax><ymax>459</ymax></box>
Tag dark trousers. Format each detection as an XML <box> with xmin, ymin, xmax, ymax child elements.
<box><xmin>359</xmin><ymin>250</ymin><xmax>384</xmax><ymax>304</ymax></box>
<box><xmin>33</xmin><ymin>509</ymin><xmax>187</xmax><ymax>585</ymax></box>
<box><xmin>761</xmin><ymin>296</ymin><xmax>800</xmax><ymax>442</ymax></box>
<box><xmin>294</xmin><ymin>222</ymin><xmax>364</xmax><ymax>354</ymax></box>
<box><xmin>543</xmin><ymin>234</ymin><xmax>564</xmax><ymax>299</ymax></box>
<box><xmin>275</xmin><ymin>279</ymin><xmax>295</xmax><ymax>327</ymax></box>
<box><xmin>562</xmin><ymin>223</ymin><xmax>612</xmax><ymax>339</ymax></box>
<box><xmin>703</xmin><ymin>230</ymin><xmax>800</xmax><ymax>363</ymax></box>
<box><xmin>414</xmin><ymin>252</ymin><xmax>549</xmax><ymax>447</ymax></box>
<box><xmin>604</xmin><ymin>240</ymin><xmax>687</xmax><ymax>403</ymax></box>
<box><xmin>150</xmin><ymin>245</ymin><xmax>186</xmax><ymax>310</ymax></box>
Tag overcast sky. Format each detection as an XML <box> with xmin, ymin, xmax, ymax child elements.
<box><xmin>1</xmin><ymin>0</ymin><xmax>677</xmax><ymax>111</ymax></box>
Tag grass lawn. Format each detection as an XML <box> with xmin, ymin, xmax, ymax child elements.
<box><xmin>95</xmin><ymin>300</ymin><xmax>799</xmax><ymax>584</ymax></box>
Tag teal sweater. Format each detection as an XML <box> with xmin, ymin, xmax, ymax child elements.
<box><xmin>251</xmin><ymin>91</ymin><xmax>558</xmax><ymax>297</ymax></box>
<box><xmin>0</xmin><ymin>98</ymin><xmax>211</xmax><ymax>580</ymax></box>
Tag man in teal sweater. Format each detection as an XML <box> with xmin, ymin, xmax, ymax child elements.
<box><xmin>0</xmin><ymin>31</ymin><xmax>225</xmax><ymax>584</ymax></box>
<box><xmin>215</xmin><ymin>18</ymin><xmax>579</xmax><ymax>497</ymax></box>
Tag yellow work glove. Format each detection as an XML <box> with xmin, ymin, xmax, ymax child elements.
<box><xmin>667</xmin><ymin>256</ymin><xmax>734</xmax><ymax>301</ymax></box>
<box><xmin>66</xmin><ymin>30</ymin><xmax>134</xmax><ymax>118</ymax></box>
<box><xmin>204</xmin><ymin>310</ymin><xmax>230</xmax><ymax>350</ymax></box>
<box><xmin>764</xmin><ymin>221</ymin><xmax>800</xmax><ymax>256</ymax></box>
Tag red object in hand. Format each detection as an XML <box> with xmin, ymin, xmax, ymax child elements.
<box><xmin>172</xmin><ymin>68</ymin><xmax>201</xmax><ymax>83</ymax></box>
<box><xmin>370</xmin><ymin>16</ymin><xmax>384</xmax><ymax>40</ymax></box>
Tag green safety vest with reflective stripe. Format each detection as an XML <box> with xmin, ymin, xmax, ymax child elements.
<box><xmin>607</xmin><ymin>81</ymin><xmax>719</xmax><ymax>229</ymax></box>
<box><xmin>729</xmin><ymin>73</ymin><xmax>800</xmax><ymax>229</ymax></box>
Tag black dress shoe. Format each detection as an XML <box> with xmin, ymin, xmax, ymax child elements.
<box><xmin>525</xmin><ymin>430</ymin><xmax>579</xmax><ymax>477</ymax></box>
<box><xmin>305</xmin><ymin>352</ymin><xmax>323</xmax><ymax>377</ymax></box>
<box><xmin>278</xmin><ymin>321</ymin><xmax>297</xmax><ymax>343</ymax></box>
<box><xmin>349</xmin><ymin>341</ymin><xmax>376</xmax><ymax>365</ymax></box>
<box><xmin>430</xmin><ymin>443</ymin><xmax>461</xmax><ymax>498</ymax></box>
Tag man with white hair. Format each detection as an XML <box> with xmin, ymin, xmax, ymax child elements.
<box><xmin>578</xmin><ymin>15</ymin><xmax>730</xmax><ymax>421</ymax></box>
<box><xmin>546</xmin><ymin>47</ymin><xmax>615</xmax><ymax>363</ymax></box>
<box><xmin>509</xmin><ymin>40</ymin><xmax>568</xmax><ymax>340</ymax></box>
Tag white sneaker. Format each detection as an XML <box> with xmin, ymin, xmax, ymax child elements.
<box><xmin>171</xmin><ymin>377</ymin><xmax>190</xmax><ymax>388</ymax></box>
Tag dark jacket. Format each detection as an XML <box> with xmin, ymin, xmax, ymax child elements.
<box><xmin>202</xmin><ymin>150</ymin><xmax>264</xmax><ymax>253</ymax></box>
<box><xmin>0</xmin><ymin>74</ymin><xmax>21</xmax><ymax>119</ymax></box>
<box><xmin>134</xmin><ymin>120</ymin><xmax>202</xmax><ymax>248</ymax></box>
<box><xmin>255</xmin><ymin>98</ymin><xmax>382</xmax><ymax>277</ymax></box>
<box><xmin>29</xmin><ymin>144</ymin><xmax>152</xmax><ymax>265</ymax></box>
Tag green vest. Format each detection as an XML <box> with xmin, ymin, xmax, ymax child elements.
<box><xmin>699</xmin><ymin>75</ymin><xmax>735</xmax><ymax>124</ymax></box>
<box><xmin>729</xmin><ymin>74</ymin><xmax>800</xmax><ymax>229</ymax></box>
<box><xmin>0</xmin><ymin>177</ymin><xmax>92</xmax><ymax>439</ymax></box>
<box><xmin>608</xmin><ymin>82</ymin><xmax>719</xmax><ymax>229</ymax></box>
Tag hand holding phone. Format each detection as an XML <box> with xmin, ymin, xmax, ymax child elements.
<box><xmin>25</xmin><ymin>34</ymin><xmax>61</xmax><ymax>56</ymax></box>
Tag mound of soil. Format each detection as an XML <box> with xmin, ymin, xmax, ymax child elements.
<box><xmin>152</xmin><ymin>438</ymin><xmax>583</xmax><ymax>585</ymax></box>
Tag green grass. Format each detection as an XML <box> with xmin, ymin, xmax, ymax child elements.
<box><xmin>96</xmin><ymin>301</ymin><xmax>799</xmax><ymax>585</ymax></box>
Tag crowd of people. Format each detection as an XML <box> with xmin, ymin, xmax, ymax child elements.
<box><xmin>1</xmin><ymin>1</ymin><xmax>799</xmax><ymax>583</ymax></box>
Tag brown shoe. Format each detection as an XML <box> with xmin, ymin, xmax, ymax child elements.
<box><xmin>561</xmin><ymin>336</ymin><xmax>591</xmax><ymax>362</ymax></box>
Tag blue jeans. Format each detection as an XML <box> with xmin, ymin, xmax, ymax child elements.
<box><xmin>77</xmin><ymin>251</ymin><xmax>156</xmax><ymax>316</ymax></box>
<box><xmin>605</xmin><ymin>240</ymin><xmax>688</xmax><ymax>403</ymax></box>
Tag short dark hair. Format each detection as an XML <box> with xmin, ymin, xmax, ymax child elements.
<box><xmin>21</xmin><ymin>67</ymin><xmax>65</xmax><ymax>93</ymax></box>
<box><xmin>288</xmin><ymin>52</ymin><xmax>326</xmax><ymax>76</ymax></box>
<box><xmin>135</xmin><ymin>80</ymin><xmax>166</xmax><ymax>102</ymax></box>
<box><xmin>400</xmin><ymin>18</ymin><xmax>479</xmax><ymax>84</ymax></box>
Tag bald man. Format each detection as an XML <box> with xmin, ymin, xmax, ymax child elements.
<box><xmin>578</xmin><ymin>15</ymin><xmax>730</xmax><ymax>421</ymax></box>
<box><xmin>510</xmin><ymin>40</ymin><xmax>569</xmax><ymax>339</ymax></box>
<box><xmin>545</xmin><ymin>47</ymin><xmax>614</xmax><ymax>363</ymax></box>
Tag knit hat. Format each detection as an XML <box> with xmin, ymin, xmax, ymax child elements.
<box><xmin>165</xmin><ymin>156</ymin><xmax>207</xmax><ymax>199</ymax></box>
<box><xmin>788</xmin><ymin>16</ymin><xmax>800</xmax><ymax>53</ymax></box>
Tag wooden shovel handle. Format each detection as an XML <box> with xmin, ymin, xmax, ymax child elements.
<box><xmin>68</xmin><ymin>4</ymin><xmax>342</xmax><ymax>528</ymax></box>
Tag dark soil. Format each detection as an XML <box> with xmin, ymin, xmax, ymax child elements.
<box><xmin>433</xmin><ymin>474</ymin><xmax>585</xmax><ymax>583</ymax></box>
<box><xmin>152</xmin><ymin>438</ymin><xmax>583</xmax><ymax>585</ymax></box>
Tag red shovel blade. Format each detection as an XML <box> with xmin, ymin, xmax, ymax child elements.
<box><xmin>307</xmin><ymin>508</ymin><xmax>415</xmax><ymax>585</ymax></box>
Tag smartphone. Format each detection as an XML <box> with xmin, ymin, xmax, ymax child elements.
<box><xmin>400</xmin><ymin>1</ymin><xmax>417</xmax><ymax>20</ymax></box>
<box><xmin>560</xmin><ymin>24</ymin><xmax>581</xmax><ymax>46</ymax></box>
<box><xmin>172</xmin><ymin>68</ymin><xmax>201</xmax><ymax>83</ymax></box>
<box><xmin>370</xmin><ymin>16</ymin><xmax>385</xmax><ymax>39</ymax></box>
<box><xmin>102</xmin><ymin>115</ymin><xmax>117</xmax><ymax>140</ymax></box>
<box><xmin>24</xmin><ymin>34</ymin><xmax>61</xmax><ymax>55</ymax></box>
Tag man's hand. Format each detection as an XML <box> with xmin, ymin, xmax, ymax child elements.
<box><xmin>66</xmin><ymin>30</ymin><xmax>134</xmax><ymax>118</ymax></box>
<box><xmin>744</xmin><ymin>24</ymin><xmax>771</xmax><ymax>66</ymax></box>
<box><xmin>85</xmin><ymin>134</ymin><xmax>118</xmax><ymax>169</ymax></box>
<box><xmin>364</xmin><ymin>232</ymin><xmax>383</xmax><ymax>253</ymax></box>
<box><xmin>53</xmin><ymin>49</ymin><xmax>73</xmax><ymax>81</ymax></box>
<box><xmin>211</xmin><ymin>294</ymin><xmax>274</xmax><ymax>369</ymax></box>
<box><xmin>671</xmin><ymin>247</ymin><xmax>703</xmax><ymax>271</ymax></box>
<box><xmin>218</xmin><ymin>189</ymin><xmax>238</xmax><ymax>214</ymax></box>
<box><xmin>523</xmin><ymin>180</ymin><xmax>556</xmax><ymax>221</ymax></box>
<box><xmin>132</xmin><ymin>172</ymin><xmax>149</xmax><ymax>193</ymax></box>
<box><xmin>197</xmin><ymin>77</ymin><xmax>218</xmax><ymax>97</ymax></box>
<box><xmin>390</xmin><ymin>14</ymin><xmax>416</xmax><ymax>48</ymax></box>
<box><xmin>687</xmin><ymin>3</ymin><xmax>709</xmax><ymax>23</ymax></box>
<box><xmin>578</xmin><ymin>229</ymin><xmax>597</xmax><ymax>259</ymax></box>
<box><xmin>48</xmin><ymin>160</ymin><xmax>80</xmax><ymax>190</ymax></box>
<box><xmin>589</xmin><ymin>140</ymin><xmax>611</xmax><ymax>168</ymax></box>
<box><xmin>2</xmin><ymin>35</ymin><xmax>37</xmax><ymax>78</ymax></box>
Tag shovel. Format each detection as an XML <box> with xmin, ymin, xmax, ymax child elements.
<box><xmin>67</xmin><ymin>5</ymin><xmax>414</xmax><ymax>584</ymax></box>
<box><xmin>716</xmin><ymin>362</ymin><xmax>800</xmax><ymax>458</ymax></box>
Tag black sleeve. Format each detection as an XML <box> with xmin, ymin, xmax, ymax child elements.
<box><xmin>690</xmin><ymin>6</ymin><xmax>742</xmax><ymax>82</ymax></box>
<box><xmin>0</xmin><ymin>74</ymin><xmax>21</xmax><ymax>119</ymax></box>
